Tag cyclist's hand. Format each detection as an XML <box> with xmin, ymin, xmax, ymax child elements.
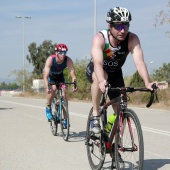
<box><xmin>72</xmin><ymin>79</ymin><xmax>78</xmax><ymax>92</ymax></box>
<box><xmin>46</xmin><ymin>86</ymin><xmax>51</xmax><ymax>94</ymax></box>
<box><xmin>72</xmin><ymin>86</ymin><xmax>78</xmax><ymax>92</ymax></box>
<box><xmin>145</xmin><ymin>82</ymin><xmax>158</xmax><ymax>91</ymax></box>
<box><xmin>99</xmin><ymin>80</ymin><xmax>107</xmax><ymax>93</ymax></box>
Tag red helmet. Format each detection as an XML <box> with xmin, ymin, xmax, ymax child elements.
<box><xmin>55</xmin><ymin>43</ymin><xmax>68</xmax><ymax>52</ymax></box>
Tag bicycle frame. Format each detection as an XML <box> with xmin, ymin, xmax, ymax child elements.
<box><xmin>52</xmin><ymin>88</ymin><xmax>62</xmax><ymax>122</ymax></box>
<box><xmin>86</xmin><ymin>83</ymin><xmax>158</xmax><ymax>170</ymax></box>
<box><xmin>99</xmin><ymin>84</ymin><xmax>158</xmax><ymax>155</ymax></box>
<box><xmin>99</xmin><ymin>93</ymin><xmax>127</xmax><ymax>155</ymax></box>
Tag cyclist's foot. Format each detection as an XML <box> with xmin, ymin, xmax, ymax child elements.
<box><xmin>62</xmin><ymin>119</ymin><xmax>67</xmax><ymax>129</ymax></box>
<box><xmin>91</xmin><ymin>116</ymin><xmax>101</xmax><ymax>134</ymax></box>
<box><xmin>46</xmin><ymin>106</ymin><xmax>53</xmax><ymax>121</ymax></box>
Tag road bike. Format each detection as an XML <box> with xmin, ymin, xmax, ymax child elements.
<box><xmin>86</xmin><ymin>83</ymin><xmax>158</xmax><ymax>170</ymax></box>
<box><xmin>48</xmin><ymin>81</ymin><xmax>77</xmax><ymax>141</ymax></box>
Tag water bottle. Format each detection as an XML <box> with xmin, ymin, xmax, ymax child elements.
<box><xmin>105</xmin><ymin>113</ymin><xmax>116</xmax><ymax>133</ymax></box>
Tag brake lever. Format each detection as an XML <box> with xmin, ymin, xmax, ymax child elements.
<box><xmin>155</xmin><ymin>93</ymin><xmax>159</xmax><ymax>103</ymax></box>
<box><xmin>73</xmin><ymin>79</ymin><xmax>77</xmax><ymax>89</ymax></box>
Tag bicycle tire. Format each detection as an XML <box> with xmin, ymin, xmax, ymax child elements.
<box><xmin>86</xmin><ymin>108</ymin><xmax>106</xmax><ymax>170</ymax></box>
<box><xmin>114</xmin><ymin>108</ymin><xmax>144</xmax><ymax>170</ymax></box>
<box><xmin>60</xmin><ymin>99</ymin><xmax>70</xmax><ymax>141</ymax></box>
<box><xmin>50</xmin><ymin>98</ymin><xmax>58</xmax><ymax>136</ymax></box>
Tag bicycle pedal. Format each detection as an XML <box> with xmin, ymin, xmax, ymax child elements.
<box><xmin>90</xmin><ymin>135</ymin><xmax>99</xmax><ymax>141</ymax></box>
<box><xmin>85</xmin><ymin>139</ymin><xmax>94</xmax><ymax>146</ymax></box>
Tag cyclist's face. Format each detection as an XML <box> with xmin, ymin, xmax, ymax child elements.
<box><xmin>56</xmin><ymin>51</ymin><xmax>66</xmax><ymax>61</ymax></box>
<box><xmin>109</xmin><ymin>22</ymin><xmax>129</xmax><ymax>41</ymax></box>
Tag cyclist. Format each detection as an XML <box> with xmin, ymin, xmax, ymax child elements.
<box><xmin>44</xmin><ymin>43</ymin><xmax>77</xmax><ymax>121</ymax></box>
<box><xmin>86</xmin><ymin>7</ymin><xmax>158</xmax><ymax>134</ymax></box>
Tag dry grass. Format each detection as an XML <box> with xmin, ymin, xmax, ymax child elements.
<box><xmin>14</xmin><ymin>89</ymin><xmax>170</xmax><ymax>111</ymax></box>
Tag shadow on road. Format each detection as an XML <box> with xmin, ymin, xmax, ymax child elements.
<box><xmin>68</xmin><ymin>131</ymin><xmax>86</xmax><ymax>142</ymax></box>
<box><xmin>0</xmin><ymin>107</ymin><xmax>13</xmax><ymax>110</ymax></box>
<box><xmin>144</xmin><ymin>159</ymin><xmax>170</xmax><ymax>170</ymax></box>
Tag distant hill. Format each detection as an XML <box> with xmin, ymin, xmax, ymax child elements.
<box><xmin>0</xmin><ymin>78</ymin><xmax>15</xmax><ymax>83</ymax></box>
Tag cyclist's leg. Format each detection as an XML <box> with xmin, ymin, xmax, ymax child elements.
<box><xmin>86</xmin><ymin>108</ymin><xmax>106</xmax><ymax>170</ymax></box>
<box><xmin>46</xmin><ymin>85</ymin><xmax>56</xmax><ymax>105</ymax></box>
<box><xmin>86</xmin><ymin>62</ymin><xmax>108</xmax><ymax>134</ymax></box>
<box><xmin>61</xmin><ymin>84</ymin><xmax>68</xmax><ymax>119</ymax></box>
<box><xmin>46</xmin><ymin>78</ymin><xmax>57</xmax><ymax>120</ymax></box>
<box><xmin>59</xmin><ymin>74</ymin><xmax>68</xmax><ymax>119</ymax></box>
<box><xmin>108</xmin><ymin>69</ymin><xmax>125</xmax><ymax>116</ymax></box>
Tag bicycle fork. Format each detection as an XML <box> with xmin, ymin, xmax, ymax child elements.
<box><xmin>118</xmin><ymin>114</ymin><xmax>138</xmax><ymax>152</ymax></box>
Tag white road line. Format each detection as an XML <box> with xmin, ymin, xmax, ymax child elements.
<box><xmin>0</xmin><ymin>100</ymin><xmax>44</xmax><ymax>109</ymax></box>
<box><xmin>145</xmin><ymin>150</ymin><xmax>170</xmax><ymax>159</ymax></box>
<box><xmin>1</xmin><ymin>100</ymin><xmax>170</xmax><ymax>137</ymax></box>
<box><xmin>142</xmin><ymin>126</ymin><xmax>170</xmax><ymax>137</ymax></box>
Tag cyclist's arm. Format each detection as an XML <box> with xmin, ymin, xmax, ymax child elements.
<box><xmin>129</xmin><ymin>33</ymin><xmax>152</xmax><ymax>89</ymax></box>
<box><xmin>44</xmin><ymin>56</ymin><xmax>52</xmax><ymax>91</ymax></box>
<box><xmin>67</xmin><ymin>57</ymin><xmax>77</xmax><ymax>82</ymax></box>
<box><xmin>66</xmin><ymin>57</ymin><xmax>78</xmax><ymax>91</ymax></box>
<box><xmin>91</xmin><ymin>33</ymin><xmax>107</xmax><ymax>92</ymax></box>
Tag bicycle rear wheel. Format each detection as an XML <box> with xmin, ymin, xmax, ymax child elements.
<box><xmin>114</xmin><ymin>108</ymin><xmax>144</xmax><ymax>170</ymax></box>
<box><xmin>60</xmin><ymin>99</ymin><xmax>70</xmax><ymax>141</ymax></box>
<box><xmin>86</xmin><ymin>108</ymin><xmax>106</xmax><ymax>170</ymax></box>
<box><xmin>50</xmin><ymin>98</ymin><xmax>58</xmax><ymax>136</ymax></box>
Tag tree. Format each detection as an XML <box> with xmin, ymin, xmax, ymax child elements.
<box><xmin>73</xmin><ymin>57</ymin><xmax>91</xmax><ymax>92</ymax></box>
<box><xmin>129</xmin><ymin>71</ymin><xmax>145</xmax><ymax>87</ymax></box>
<box><xmin>26</xmin><ymin>40</ymin><xmax>56</xmax><ymax>78</ymax></box>
<box><xmin>153</xmin><ymin>62</ymin><xmax>170</xmax><ymax>81</ymax></box>
<box><xmin>0</xmin><ymin>82</ymin><xmax>19</xmax><ymax>90</ymax></box>
<box><xmin>10</xmin><ymin>67</ymin><xmax>33</xmax><ymax>90</ymax></box>
<box><xmin>154</xmin><ymin>0</ymin><xmax>170</xmax><ymax>37</ymax></box>
<box><xmin>63</xmin><ymin>57</ymin><xmax>91</xmax><ymax>92</ymax></box>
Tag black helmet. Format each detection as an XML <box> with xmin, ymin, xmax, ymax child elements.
<box><xmin>106</xmin><ymin>7</ymin><xmax>132</xmax><ymax>23</ymax></box>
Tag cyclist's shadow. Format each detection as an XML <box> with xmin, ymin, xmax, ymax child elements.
<box><xmin>0</xmin><ymin>108</ymin><xmax>13</xmax><ymax>110</ymax></box>
<box><xmin>68</xmin><ymin>131</ymin><xmax>86</xmax><ymax>142</ymax></box>
<box><xmin>143</xmin><ymin>159</ymin><xmax>170</xmax><ymax>170</ymax></box>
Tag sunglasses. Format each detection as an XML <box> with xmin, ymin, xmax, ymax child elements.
<box><xmin>58</xmin><ymin>51</ymin><xmax>67</xmax><ymax>55</ymax></box>
<box><xmin>110</xmin><ymin>23</ymin><xmax>130</xmax><ymax>31</ymax></box>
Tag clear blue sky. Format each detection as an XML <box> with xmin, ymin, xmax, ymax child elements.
<box><xmin>0</xmin><ymin>0</ymin><xmax>169</xmax><ymax>82</ymax></box>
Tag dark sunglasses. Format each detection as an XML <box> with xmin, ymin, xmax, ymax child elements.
<box><xmin>58</xmin><ymin>51</ymin><xmax>67</xmax><ymax>55</ymax></box>
<box><xmin>110</xmin><ymin>23</ymin><xmax>130</xmax><ymax>31</ymax></box>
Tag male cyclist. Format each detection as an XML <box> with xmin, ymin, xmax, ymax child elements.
<box><xmin>44</xmin><ymin>43</ymin><xmax>77</xmax><ymax>121</ymax></box>
<box><xmin>86</xmin><ymin>7</ymin><xmax>158</xmax><ymax>134</ymax></box>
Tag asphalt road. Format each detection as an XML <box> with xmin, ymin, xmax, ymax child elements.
<box><xmin>0</xmin><ymin>95</ymin><xmax>170</xmax><ymax>170</ymax></box>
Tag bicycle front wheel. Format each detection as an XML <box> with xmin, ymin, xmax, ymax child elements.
<box><xmin>60</xmin><ymin>99</ymin><xmax>70</xmax><ymax>141</ymax></box>
<box><xmin>115</xmin><ymin>108</ymin><xmax>144</xmax><ymax>170</ymax></box>
<box><xmin>50</xmin><ymin>98</ymin><xmax>58</xmax><ymax>136</ymax></box>
<box><xmin>86</xmin><ymin>108</ymin><xmax>106</xmax><ymax>170</ymax></box>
